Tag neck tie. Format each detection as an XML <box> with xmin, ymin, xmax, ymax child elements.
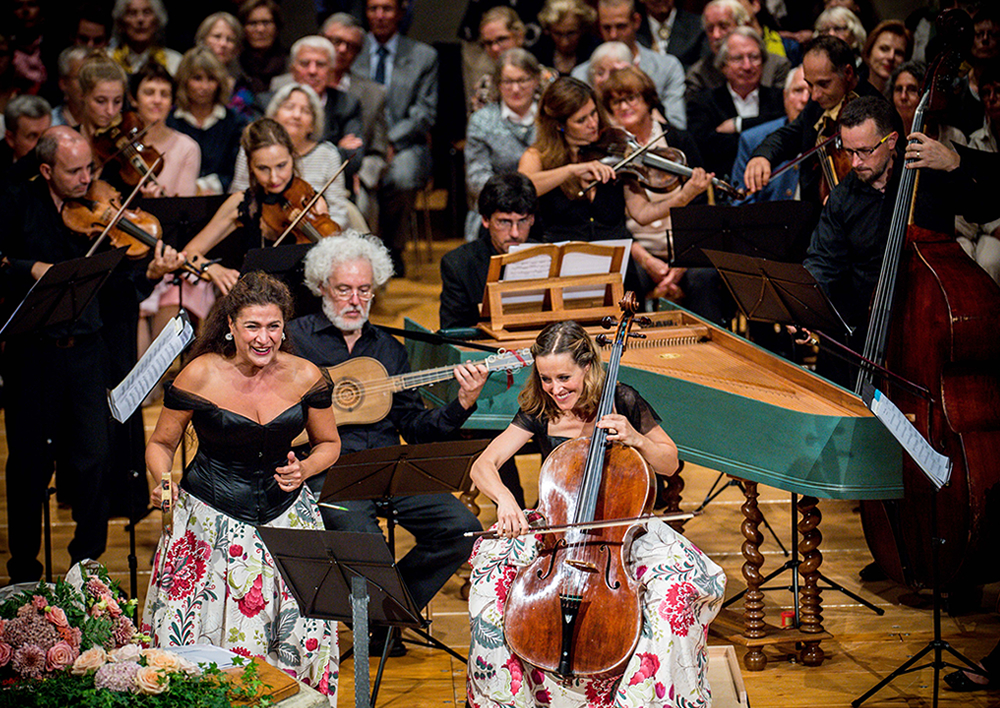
<box><xmin>375</xmin><ymin>45</ymin><xmax>389</xmax><ymax>85</ymax></box>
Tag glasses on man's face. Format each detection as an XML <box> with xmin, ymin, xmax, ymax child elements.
<box><xmin>492</xmin><ymin>216</ymin><xmax>533</xmax><ymax>233</ymax></box>
<box><xmin>609</xmin><ymin>93</ymin><xmax>641</xmax><ymax>109</ymax></box>
<box><xmin>838</xmin><ymin>131</ymin><xmax>895</xmax><ymax>159</ymax></box>
<box><xmin>727</xmin><ymin>52</ymin><xmax>763</xmax><ymax>66</ymax></box>
<box><xmin>330</xmin><ymin>285</ymin><xmax>375</xmax><ymax>301</ymax></box>
<box><xmin>499</xmin><ymin>76</ymin><xmax>536</xmax><ymax>88</ymax></box>
<box><xmin>481</xmin><ymin>34</ymin><xmax>514</xmax><ymax>49</ymax></box>
<box><xmin>822</xmin><ymin>25</ymin><xmax>850</xmax><ymax>35</ymax></box>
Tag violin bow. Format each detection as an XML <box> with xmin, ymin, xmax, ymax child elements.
<box><xmin>768</xmin><ymin>131</ymin><xmax>841</xmax><ymax>182</ymax></box>
<box><xmin>272</xmin><ymin>158</ymin><xmax>351</xmax><ymax>247</ymax></box>
<box><xmin>464</xmin><ymin>509</ymin><xmax>700</xmax><ymax>539</ymax></box>
<box><xmin>84</xmin><ymin>155</ymin><xmax>163</xmax><ymax>257</ymax></box>
<box><xmin>577</xmin><ymin>130</ymin><xmax>662</xmax><ymax>197</ymax></box>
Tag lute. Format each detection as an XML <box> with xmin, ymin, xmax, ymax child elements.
<box><xmin>292</xmin><ymin>348</ymin><xmax>534</xmax><ymax>445</ymax></box>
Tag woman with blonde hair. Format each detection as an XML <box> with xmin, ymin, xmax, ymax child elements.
<box><xmin>534</xmin><ymin>0</ymin><xmax>598</xmax><ymax>76</ymax></box>
<box><xmin>167</xmin><ymin>46</ymin><xmax>248</xmax><ymax>194</ymax></box>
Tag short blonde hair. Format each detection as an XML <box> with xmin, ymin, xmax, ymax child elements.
<box><xmin>174</xmin><ymin>46</ymin><xmax>232</xmax><ymax>110</ymax></box>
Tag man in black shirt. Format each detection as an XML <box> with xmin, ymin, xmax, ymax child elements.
<box><xmin>0</xmin><ymin>126</ymin><xmax>183</xmax><ymax>582</ymax></box>
<box><xmin>287</xmin><ymin>231</ymin><xmax>489</xmax><ymax>634</ymax></box>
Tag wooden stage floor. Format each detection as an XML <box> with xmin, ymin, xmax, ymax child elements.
<box><xmin>1</xmin><ymin>240</ymin><xmax>997</xmax><ymax>707</ymax></box>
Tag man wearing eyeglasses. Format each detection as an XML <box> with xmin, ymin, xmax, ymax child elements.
<box><xmin>801</xmin><ymin>96</ymin><xmax>900</xmax><ymax>385</ymax></box>
<box><xmin>286</xmin><ymin>231</ymin><xmax>488</xmax><ymax>654</ymax></box>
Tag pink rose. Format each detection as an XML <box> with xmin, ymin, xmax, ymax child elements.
<box><xmin>237</xmin><ymin>575</ymin><xmax>267</xmax><ymax>618</ymax></box>
<box><xmin>46</xmin><ymin>641</ymin><xmax>77</xmax><ymax>671</ymax></box>
<box><xmin>71</xmin><ymin>647</ymin><xmax>108</xmax><ymax>675</ymax></box>
<box><xmin>45</xmin><ymin>606</ymin><xmax>70</xmax><ymax>629</ymax></box>
<box><xmin>109</xmin><ymin>645</ymin><xmax>143</xmax><ymax>663</ymax></box>
<box><xmin>136</xmin><ymin>666</ymin><xmax>169</xmax><ymax>695</ymax></box>
<box><xmin>0</xmin><ymin>643</ymin><xmax>11</xmax><ymax>668</ymax></box>
<box><xmin>305</xmin><ymin>638</ymin><xmax>318</xmax><ymax>652</ymax></box>
<box><xmin>32</xmin><ymin>596</ymin><xmax>48</xmax><ymax>610</ymax></box>
<box><xmin>229</xmin><ymin>544</ymin><xmax>244</xmax><ymax>557</ymax></box>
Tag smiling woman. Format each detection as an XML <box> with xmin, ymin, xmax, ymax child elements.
<box><xmin>142</xmin><ymin>271</ymin><xmax>341</xmax><ymax>704</ymax></box>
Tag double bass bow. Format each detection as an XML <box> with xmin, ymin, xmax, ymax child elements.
<box><xmin>503</xmin><ymin>294</ymin><xmax>654</xmax><ymax>678</ymax></box>
<box><xmin>857</xmin><ymin>10</ymin><xmax>1000</xmax><ymax>592</ymax></box>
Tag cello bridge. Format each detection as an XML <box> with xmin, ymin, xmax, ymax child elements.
<box><xmin>566</xmin><ymin>559</ymin><xmax>597</xmax><ymax>572</ymax></box>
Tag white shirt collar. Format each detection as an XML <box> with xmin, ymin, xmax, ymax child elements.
<box><xmin>500</xmin><ymin>100</ymin><xmax>537</xmax><ymax>126</ymax></box>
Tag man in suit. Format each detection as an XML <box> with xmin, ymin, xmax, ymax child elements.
<box><xmin>355</xmin><ymin>0</ymin><xmax>438</xmax><ymax>275</ymax></box>
<box><xmin>572</xmin><ymin>0</ymin><xmax>687</xmax><ymax>129</ymax></box>
<box><xmin>731</xmin><ymin>65</ymin><xmax>810</xmax><ymax>202</ymax></box>
<box><xmin>743</xmin><ymin>35</ymin><xmax>886</xmax><ymax>210</ymax></box>
<box><xmin>687</xmin><ymin>27</ymin><xmax>785</xmax><ymax>179</ymax></box>
<box><xmin>322</xmin><ymin>12</ymin><xmax>389</xmax><ymax>230</ymax></box>
<box><xmin>636</xmin><ymin>0</ymin><xmax>709</xmax><ymax>69</ymax></box>
<box><xmin>685</xmin><ymin>0</ymin><xmax>789</xmax><ymax>100</ymax></box>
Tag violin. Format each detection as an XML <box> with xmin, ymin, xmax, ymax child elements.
<box><xmin>815</xmin><ymin>119</ymin><xmax>852</xmax><ymax>202</ymax></box>
<box><xmin>503</xmin><ymin>295</ymin><xmax>653</xmax><ymax>678</ymax></box>
<box><xmin>62</xmin><ymin>180</ymin><xmax>209</xmax><ymax>280</ymax></box>
<box><xmin>581</xmin><ymin>127</ymin><xmax>747</xmax><ymax>199</ymax></box>
<box><xmin>92</xmin><ymin>111</ymin><xmax>165</xmax><ymax>189</ymax></box>
<box><xmin>260</xmin><ymin>176</ymin><xmax>341</xmax><ymax>245</ymax></box>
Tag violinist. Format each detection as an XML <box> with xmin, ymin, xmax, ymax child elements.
<box><xmin>181</xmin><ymin>117</ymin><xmax>334</xmax><ymax>295</ymax></box>
<box><xmin>743</xmin><ymin>35</ymin><xmax>884</xmax><ymax>210</ymax></box>
<box><xmin>518</xmin><ymin>76</ymin><xmax>710</xmax><ymax>262</ymax></box>
<box><xmin>75</xmin><ymin>51</ymin><xmax>127</xmax><ymax>164</ymax></box>
<box><xmin>467</xmin><ymin>321</ymin><xmax>725</xmax><ymax>706</ymax></box>
<box><xmin>230</xmin><ymin>83</ymin><xmax>349</xmax><ymax>230</ymax></box>
<box><xmin>600</xmin><ymin>66</ymin><xmax>706</xmax><ymax>301</ymax></box>
<box><xmin>0</xmin><ymin>126</ymin><xmax>184</xmax><ymax>583</ymax></box>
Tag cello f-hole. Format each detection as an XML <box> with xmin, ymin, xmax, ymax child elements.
<box><xmin>536</xmin><ymin>540</ymin><xmax>565</xmax><ymax>580</ymax></box>
<box><xmin>598</xmin><ymin>543</ymin><xmax>622</xmax><ymax>590</ymax></box>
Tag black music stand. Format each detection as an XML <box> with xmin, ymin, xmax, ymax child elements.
<box><xmin>670</xmin><ymin>201</ymin><xmax>817</xmax><ymax>267</ymax></box>
<box><xmin>136</xmin><ymin>194</ymin><xmax>228</xmax><ymax>252</ymax></box>
<box><xmin>319</xmin><ymin>440</ymin><xmax>488</xmax><ymax>659</ymax></box>
<box><xmin>241</xmin><ymin>244</ymin><xmax>320</xmax><ymax>317</ymax></box>
<box><xmin>0</xmin><ymin>248</ymin><xmax>126</xmax><ymax>582</ymax></box>
<box><xmin>258</xmin><ymin>528</ymin><xmax>423</xmax><ymax>708</ymax></box>
<box><xmin>703</xmin><ymin>251</ymin><xmax>884</xmax><ymax>616</ymax></box>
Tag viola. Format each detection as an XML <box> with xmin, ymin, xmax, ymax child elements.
<box><xmin>92</xmin><ymin>111</ymin><xmax>165</xmax><ymax>189</ymax></box>
<box><xmin>581</xmin><ymin>127</ymin><xmax>747</xmax><ymax>199</ymax></box>
<box><xmin>503</xmin><ymin>294</ymin><xmax>654</xmax><ymax>678</ymax></box>
<box><xmin>815</xmin><ymin>120</ymin><xmax>852</xmax><ymax>202</ymax></box>
<box><xmin>261</xmin><ymin>176</ymin><xmax>341</xmax><ymax>246</ymax></box>
<box><xmin>62</xmin><ymin>180</ymin><xmax>209</xmax><ymax>280</ymax></box>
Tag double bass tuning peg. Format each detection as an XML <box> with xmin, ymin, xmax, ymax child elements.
<box><xmin>601</xmin><ymin>316</ymin><xmax>617</xmax><ymax>328</ymax></box>
<box><xmin>635</xmin><ymin>316</ymin><xmax>652</xmax><ymax>327</ymax></box>
<box><xmin>595</xmin><ymin>334</ymin><xmax>611</xmax><ymax>346</ymax></box>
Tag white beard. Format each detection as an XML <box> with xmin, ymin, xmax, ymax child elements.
<box><xmin>322</xmin><ymin>295</ymin><xmax>369</xmax><ymax>332</ymax></box>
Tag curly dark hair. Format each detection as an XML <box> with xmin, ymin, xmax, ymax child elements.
<box><xmin>190</xmin><ymin>271</ymin><xmax>295</xmax><ymax>359</ymax></box>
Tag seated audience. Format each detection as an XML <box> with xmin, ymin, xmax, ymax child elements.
<box><xmin>1</xmin><ymin>94</ymin><xmax>50</xmax><ymax>184</ymax></box>
<box><xmin>862</xmin><ymin>20</ymin><xmax>910</xmax><ymax>94</ymax></box>
<box><xmin>887</xmin><ymin>60</ymin><xmax>924</xmax><ymax>135</ymax></box>
<box><xmin>469</xmin><ymin>6</ymin><xmax>529</xmax><ymax>113</ymax></box>
<box><xmin>534</xmin><ymin>0</ymin><xmax>600</xmax><ymax>76</ymax></box>
<box><xmin>465</xmin><ymin>48</ymin><xmax>541</xmax><ymax>240</ymax></box>
<box><xmin>51</xmin><ymin>46</ymin><xmax>89</xmax><ymax>128</ymax></box>
<box><xmin>195</xmin><ymin>12</ymin><xmax>255</xmax><ymax>117</ymax></box>
<box><xmin>238</xmin><ymin>0</ymin><xmax>287</xmax><ymax>95</ymax></box>
<box><xmin>636</xmin><ymin>0</ymin><xmax>709</xmax><ymax>69</ymax></box>
<box><xmin>109</xmin><ymin>0</ymin><xmax>182</xmax><ymax>75</ymax></box>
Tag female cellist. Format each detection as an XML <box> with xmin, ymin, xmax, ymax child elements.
<box><xmin>181</xmin><ymin>117</ymin><xmax>335</xmax><ymax>295</ymax></box>
<box><xmin>468</xmin><ymin>321</ymin><xmax>725</xmax><ymax>707</ymax></box>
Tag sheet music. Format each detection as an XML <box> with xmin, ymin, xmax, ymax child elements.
<box><xmin>167</xmin><ymin>644</ymin><xmax>241</xmax><ymax>669</ymax></box>
<box><xmin>108</xmin><ymin>312</ymin><xmax>195</xmax><ymax>423</ymax></box>
<box><xmin>503</xmin><ymin>239</ymin><xmax>631</xmax><ymax>304</ymax></box>
<box><xmin>862</xmin><ymin>383</ymin><xmax>952</xmax><ymax>489</ymax></box>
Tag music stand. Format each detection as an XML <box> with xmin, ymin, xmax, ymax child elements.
<box><xmin>670</xmin><ymin>201</ymin><xmax>817</xmax><ymax>267</ymax></box>
<box><xmin>258</xmin><ymin>528</ymin><xmax>423</xmax><ymax>708</ymax></box>
<box><xmin>320</xmin><ymin>439</ymin><xmax>488</xmax><ymax>659</ymax></box>
<box><xmin>703</xmin><ymin>250</ymin><xmax>852</xmax><ymax>337</ymax></box>
<box><xmin>0</xmin><ymin>248</ymin><xmax>126</xmax><ymax>339</ymax></box>
<box><xmin>241</xmin><ymin>244</ymin><xmax>320</xmax><ymax>317</ymax></box>
<box><xmin>136</xmin><ymin>194</ymin><xmax>228</xmax><ymax>252</ymax></box>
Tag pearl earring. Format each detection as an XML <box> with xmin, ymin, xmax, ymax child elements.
<box><xmin>282</xmin><ymin>333</ymin><xmax>286</xmax><ymax>341</ymax></box>
<box><xmin>225</xmin><ymin>332</ymin><xmax>233</xmax><ymax>341</ymax></box>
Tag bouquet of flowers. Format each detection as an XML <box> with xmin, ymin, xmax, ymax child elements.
<box><xmin>0</xmin><ymin>563</ymin><xmax>269</xmax><ymax>707</ymax></box>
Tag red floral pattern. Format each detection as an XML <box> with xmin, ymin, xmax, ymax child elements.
<box><xmin>236</xmin><ymin>575</ymin><xmax>266</xmax><ymax>618</ymax></box>
<box><xmin>160</xmin><ymin>530</ymin><xmax>211</xmax><ymax>601</ymax></box>
<box><xmin>657</xmin><ymin>581</ymin><xmax>699</xmax><ymax>637</ymax></box>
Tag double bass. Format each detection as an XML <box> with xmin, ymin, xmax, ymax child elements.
<box><xmin>858</xmin><ymin>11</ymin><xmax>1000</xmax><ymax>592</ymax></box>
<box><xmin>503</xmin><ymin>294</ymin><xmax>654</xmax><ymax>677</ymax></box>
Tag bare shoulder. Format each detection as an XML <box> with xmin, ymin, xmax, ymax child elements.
<box><xmin>519</xmin><ymin>147</ymin><xmax>542</xmax><ymax>172</ymax></box>
<box><xmin>173</xmin><ymin>354</ymin><xmax>221</xmax><ymax>392</ymax></box>
<box><xmin>279</xmin><ymin>352</ymin><xmax>325</xmax><ymax>389</ymax></box>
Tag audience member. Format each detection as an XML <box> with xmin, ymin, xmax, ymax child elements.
<box><xmin>688</xmin><ymin>26</ymin><xmax>785</xmax><ymax>179</ymax></box>
<box><xmin>238</xmin><ymin>0</ymin><xmax>287</xmax><ymax>95</ymax></box>
<box><xmin>636</xmin><ymin>0</ymin><xmax>709</xmax><ymax>69</ymax></box>
<box><xmin>51</xmin><ymin>46</ymin><xmax>89</xmax><ymax>128</ymax></box>
<box><xmin>72</xmin><ymin>4</ymin><xmax>112</xmax><ymax>50</ymax></box>
<box><xmin>534</xmin><ymin>0</ymin><xmax>599</xmax><ymax>76</ymax></box>
<box><xmin>732</xmin><ymin>64</ymin><xmax>810</xmax><ymax>201</ymax></box>
<box><xmin>9</xmin><ymin>0</ymin><xmax>46</xmax><ymax>94</ymax></box>
<box><xmin>469</xmin><ymin>6</ymin><xmax>528</xmax><ymax>113</ymax></box>
<box><xmin>587</xmin><ymin>41</ymin><xmax>633</xmax><ymax>91</ymax></box>
<box><xmin>356</xmin><ymin>0</ymin><xmax>439</xmax><ymax>276</ymax></box>
<box><xmin>109</xmin><ymin>0</ymin><xmax>182</xmax><ymax>75</ymax></box>
<box><xmin>0</xmin><ymin>94</ymin><xmax>50</xmax><ymax>184</ymax></box>
<box><xmin>572</xmin><ymin>0</ymin><xmax>687</xmax><ymax>128</ymax></box>
<box><xmin>685</xmin><ymin>0</ymin><xmax>790</xmax><ymax>100</ymax></box>
<box><xmin>950</xmin><ymin>5</ymin><xmax>999</xmax><ymax>139</ymax></box>
<box><xmin>465</xmin><ymin>48</ymin><xmax>540</xmax><ymax>241</ymax></box>
<box><xmin>862</xmin><ymin>20</ymin><xmax>910</xmax><ymax>94</ymax></box>
<box><xmin>887</xmin><ymin>60</ymin><xmax>923</xmax><ymax>134</ymax></box>
<box><xmin>231</xmin><ymin>82</ymin><xmax>350</xmax><ymax>229</ymax></box>
<box><xmin>167</xmin><ymin>47</ymin><xmax>249</xmax><ymax>194</ymax></box>
<box><xmin>195</xmin><ymin>12</ymin><xmax>255</xmax><ymax>117</ymax></box>
<box><xmin>814</xmin><ymin>6</ymin><xmax>866</xmax><ymax>55</ymax></box>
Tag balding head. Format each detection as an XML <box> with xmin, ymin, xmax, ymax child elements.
<box><xmin>37</xmin><ymin>126</ymin><xmax>93</xmax><ymax>203</ymax></box>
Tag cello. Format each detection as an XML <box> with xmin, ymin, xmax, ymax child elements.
<box><xmin>857</xmin><ymin>11</ymin><xmax>1000</xmax><ymax>592</ymax></box>
<box><xmin>503</xmin><ymin>294</ymin><xmax>655</xmax><ymax>678</ymax></box>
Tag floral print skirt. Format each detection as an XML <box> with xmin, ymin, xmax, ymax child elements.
<box><xmin>467</xmin><ymin>518</ymin><xmax>726</xmax><ymax>708</ymax></box>
<box><xmin>141</xmin><ymin>488</ymin><xmax>338</xmax><ymax>704</ymax></box>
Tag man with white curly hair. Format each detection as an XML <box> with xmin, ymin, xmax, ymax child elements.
<box><xmin>286</xmin><ymin>231</ymin><xmax>488</xmax><ymax>654</ymax></box>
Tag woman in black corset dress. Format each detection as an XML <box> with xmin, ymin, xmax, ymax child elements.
<box><xmin>518</xmin><ymin>76</ymin><xmax>712</xmax><ymax>246</ymax></box>
<box><xmin>142</xmin><ymin>272</ymin><xmax>341</xmax><ymax>703</ymax></box>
